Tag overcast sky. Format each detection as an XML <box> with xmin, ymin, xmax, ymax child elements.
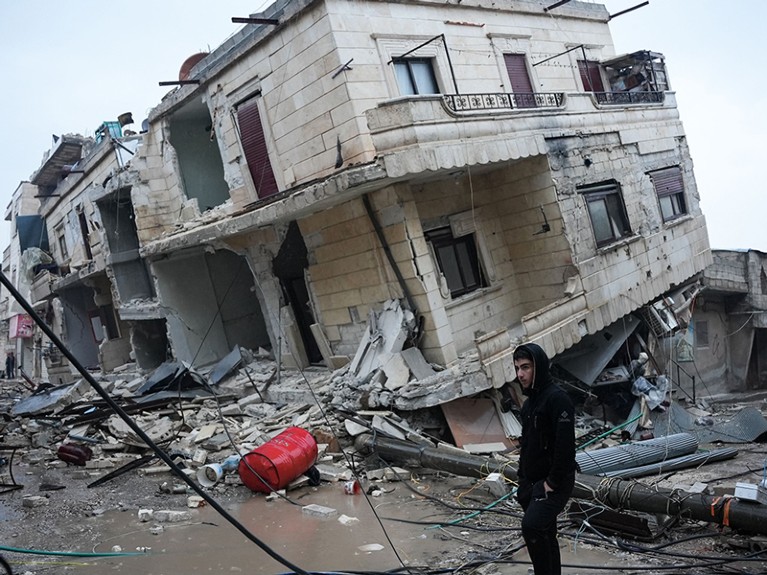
<box><xmin>0</xmin><ymin>1</ymin><xmax>763</xmax><ymax>252</ymax></box>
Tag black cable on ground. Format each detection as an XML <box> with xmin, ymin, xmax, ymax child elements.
<box><xmin>0</xmin><ymin>271</ymin><xmax>311</xmax><ymax>575</ymax></box>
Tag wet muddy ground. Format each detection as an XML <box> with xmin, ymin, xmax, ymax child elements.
<box><xmin>3</xmin><ymin>451</ymin><xmax>767</xmax><ymax>575</ymax></box>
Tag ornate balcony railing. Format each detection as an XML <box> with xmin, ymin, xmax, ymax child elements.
<box><xmin>443</xmin><ymin>92</ymin><xmax>564</xmax><ymax>112</ymax></box>
<box><xmin>594</xmin><ymin>91</ymin><xmax>665</xmax><ymax>105</ymax></box>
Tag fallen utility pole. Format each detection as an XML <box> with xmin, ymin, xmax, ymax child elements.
<box><xmin>356</xmin><ymin>433</ymin><xmax>767</xmax><ymax>536</ymax></box>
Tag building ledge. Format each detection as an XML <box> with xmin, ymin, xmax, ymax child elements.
<box><xmin>140</xmin><ymin>162</ymin><xmax>389</xmax><ymax>258</ymax></box>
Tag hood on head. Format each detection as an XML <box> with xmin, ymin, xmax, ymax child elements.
<box><xmin>515</xmin><ymin>342</ymin><xmax>551</xmax><ymax>394</ymax></box>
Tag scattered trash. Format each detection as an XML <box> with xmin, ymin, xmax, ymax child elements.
<box><xmin>197</xmin><ymin>455</ymin><xmax>241</xmax><ymax>488</ymax></box>
<box><xmin>343</xmin><ymin>480</ymin><xmax>360</xmax><ymax>495</ymax></box>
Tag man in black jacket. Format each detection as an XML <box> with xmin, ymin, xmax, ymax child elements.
<box><xmin>513</xmin><ymin>343</ymin><xmax>576</xmax><ymax>575</ymax></box>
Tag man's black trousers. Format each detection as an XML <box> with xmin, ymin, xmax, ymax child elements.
<box><xmin>517</xmin><ymin>474</ymin><xmax>574</xmax><ymax>575</ymax></box>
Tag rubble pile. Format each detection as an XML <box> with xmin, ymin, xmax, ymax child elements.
<box><xmin>1</xmin><ymin>321</ymin><xmax>767</xmax><ymax>573</ymax></box>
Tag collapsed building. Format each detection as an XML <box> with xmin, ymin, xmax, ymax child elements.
<box><xmin>685</xmin><ymin>249</ymin><xmax>767</xmax><ymax>395</ymax></box>
<box><xmin>2</xmin><ymin>0</ymin><xmax>713</xmax><ymax>401</ymax></box>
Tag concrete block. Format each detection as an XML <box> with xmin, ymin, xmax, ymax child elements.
<box><xmin>22</xmin><ymin>496</ymin><xmax>49</xmax><ymax>508</ymax></box>
<box><xmin>138</xmin><ymin>508</ymin><xmax>154</xmax><ymax>522</ymax></box>
<box><xmin>154</xmin><ymin>510</ymin><xmax>193</xmax><ymax>523</ymax></box>
<box><xmin>484</xmin><ymin>472</ymin><xmax>511</xmax><ymax>498</ymax></box>
<box><xmin>302</xmin><ymin>504</ymin><xmax>337</xmax><ymax>518</ymax></box>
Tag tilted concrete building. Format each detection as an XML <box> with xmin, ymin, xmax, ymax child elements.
<box><xmin>5</xmin><ymin>0</ymin><xmax>712</xmax><ymax>386</ymax></box>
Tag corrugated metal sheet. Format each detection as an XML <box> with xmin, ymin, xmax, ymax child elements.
<box><xmin>652</xmin><ymin>402</ymin><xmax>767</xmax><ymax>444</ymax></box>
<box><xmin>602</xmin><ymin>447</ymin><xmax>739</xmax><ymax>479</ymax></box>
<box><xmin>577</xmin><ymin>433</ymin><xmax>698</xmax><ymax>476</ymax></box>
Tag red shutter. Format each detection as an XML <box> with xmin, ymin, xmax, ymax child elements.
<box><xmin>577</xmin><ymin>60</ymin><xmax>605</xmax><ymax>92</ymax></box>
<box><xmin>504</xmin><ymin>53</ymin><xmax>536</xmax><ymax>108</ymax></box>
<box><xmin>649</xmin><ymin>167</ymin><xmax>683</xmax><ymax>197</ymax></box>
<box><xmin>504</xmin><ymin>54</ymin><xmax>534</xmax><ymax>93</ymax></box>
<box><xmin>236</xmin><ymin>98</ymin><xmax>279</xmax><ymax>199</ymax></box>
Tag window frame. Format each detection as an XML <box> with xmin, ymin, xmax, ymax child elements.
<box><xmin>392</xmin><ymin>57</ymin><xmax>440</xmax><ymax>96</ymax></box>
<box><xmin>578</xmin><ymin>180</ymin><xmax>632</xmax><ymax>248</ymax></box>
<box><xmin>426</xmin><ymin>226</ymin><xmax>487</xmax><ymax>298</ymax></box>
<box><xmin>649</xmin><ymin>166</ymin><xmax>687</xmax><ymax>223</ymax></box>
<box><xmin>694</xmin><ymin>319</ymin><xmax>709</xmax><ymax>349</ymax></box>
<box><xmin>54</xmin><ymin>223</ymin><xmax>69</xmax><ymax>261</ymax></box>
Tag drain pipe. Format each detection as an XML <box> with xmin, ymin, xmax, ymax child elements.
<box><xmin>362</xmin><ymin>194</ymin><xmax>417</xmax><ymax>315</ymax></box>
<box><xmin>356</xmin><ymin>433</ymin><xmax>767</xmax><ymax>536</ymax></box>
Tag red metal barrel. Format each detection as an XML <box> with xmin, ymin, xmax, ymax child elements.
<box><xmin>238</xmin><ymin>427</ymin><xmax>318</xmax><ymax>493</ymax></box>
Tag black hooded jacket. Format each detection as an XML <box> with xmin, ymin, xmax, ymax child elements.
<box><xmin>516</xmin><ymin>343</ymin><xmax>576</xmax><ymax>490</ymax></box>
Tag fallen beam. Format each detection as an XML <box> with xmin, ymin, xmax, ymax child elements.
<box><xmin>356</xmin><ymin>433</ymin><xmax>767</xmax><ymax>536</ymax></box>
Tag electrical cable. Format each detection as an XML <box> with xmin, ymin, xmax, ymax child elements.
<box><xmin>0</xmin><ymin>270</ymin><xmax>312</xmax><ymax>575</ymax></box>
<box><xmin>0</xmin><ymin>543</ymin><xmax>142</xmax><ymax>558</ymax></box>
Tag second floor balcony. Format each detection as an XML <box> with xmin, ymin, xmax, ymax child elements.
<box><xmin>366</xmin><ymin>90</ymin><xmax>678</xmax><ymax>179</ymax></box>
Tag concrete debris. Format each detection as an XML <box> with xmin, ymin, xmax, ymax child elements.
<box><xmin>338</xmin><ymin>514</ymin><xmax>359</xmax><ymax>525</ymax></box>
<box><xmin>154</xmin><ymin>509</ymin><xmax>193</xmax><ymax>523</ymax></box>
<box><xmin>22</xmin><ymin>495</ymin><xmax>49</xmax><ymax>508</ymax></box>
<box><xmin>138</xmin><ymin>508</ymin><xmax>154</xmax><ymax>522</ymax></box>
<box><xmin>4</xmin><ymin>322</ymin><xmax>767</xmax><ymax>554</ymax></box>
<box><xmin>301</xmin><ymin>503</ymin><xmax>337</xmax><ymax>518</ymax></box>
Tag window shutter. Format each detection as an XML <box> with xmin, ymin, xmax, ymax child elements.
<box><xmin>504</xmin><ymin>54</ymin><xmax>534</xmax><ymax>93</ymax></box>
<box><xmin>236</xmin><ymin>98</ymin><xmax>279</xmax><ymax>199</ymax></box>
<box><xmin>649</xmin><ymin>167</ymin><xmax>683</xmax><ymax>197</ymax></box>
<box><xmin>577</xmin><ymin>60</ymin><xmax>605</xmax><ymax>92</ymax></box>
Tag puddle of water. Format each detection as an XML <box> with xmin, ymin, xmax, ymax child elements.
<box><xmin>75</xmin><ymin>485</ymin><xmax>460</xmax><ymax>573</ymax></box>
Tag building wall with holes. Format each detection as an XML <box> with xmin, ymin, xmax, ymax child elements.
<box><xmin>38</xmin><ymin>141</ymin><xmax>116</xmax><ymax>274</ymax></box>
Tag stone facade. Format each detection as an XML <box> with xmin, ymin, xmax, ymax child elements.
<box><xmin>3</xmin><ymin>0</ymin><xmax>714</xmax><ymax>384</ymax></box>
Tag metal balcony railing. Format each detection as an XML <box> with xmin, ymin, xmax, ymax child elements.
<box><xmin>594</xmin><ymin>91</ymin><xmax>665</xmax><ymax>105</ymax></box>
<box><xmin>443</xmin><ymin>92</ymin><xmax>564</xmax><ymax>112</ymax></box>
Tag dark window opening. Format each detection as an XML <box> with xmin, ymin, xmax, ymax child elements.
<box><xmin>649</xmin><ymin>166</ymin><xmax>687</xmax><ymax>222</ymax></box>
<box><xmin>578</xmin><ymin>181</ymin><xmax>632</xmax><ymax>247</ymax></box>
<box><xmin>393</xmin><ymin>58</ymin><xmax>439</xmax><ymax>95</ymax></box>
<box><xmin>77</xmin><ymin>211</ymin><xmax>93</xmax><ymax>260</ymax></box>
<box><xmin>426</xmin><ymin>227</ymin><xmax>487</xmax><ymax>298</ymax></box>
<box><xmin>695</xmin><ymin>320</ymin><xmax>709</xmax><ymax>348</ymax></box>
<box><xmin>56</xmin><ymin>228</ymin><xmax>68</xmax><ymax>260</ymax></box>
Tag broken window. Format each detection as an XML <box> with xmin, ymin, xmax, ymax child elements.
<box><xmin>578</xmin><ymin>181</ymin><xmax>632</xmax><ymax>247</ymax></box>
<box><xmin>649</xmin><ymin>166</ymin><xmax>687</xmax><ymax>222</ymax></box>
<box><xmin>77</xmin><ymin>210</ymin><xmax>93</xmax><ymax>260</ymax></box>
<box><xmin>503</xmin><ymin>53</ymin><xmax>536</xmax><ymax>108</ymax></box>
<box><xmin>393</xmin><ymin>58</ymin><xmax>439</xmax><ymax>95</ymax></box>
<box><xmin>426</xmin><ymin>227</ymin><xmax>487</xmax><ymax>298</ymax></box>
<box><xmin>236</xmin><ymin>96</ymin><xmax>279</xmax><ymax>199</ymax></box>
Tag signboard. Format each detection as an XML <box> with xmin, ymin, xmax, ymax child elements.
<box><xmin>9</xmin><ymin>314</ymin><xmax>34</xmax><ymax>339</ymax></box>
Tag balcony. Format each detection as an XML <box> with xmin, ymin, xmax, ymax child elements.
<box><xmin>594</xmin><ymin>91</ymin><xmax>664</xmax><ymax>105</ymax></box>
<box><xmin>366</xmin><ymin>91</ymin><xmax>680</xmax><ymax>179</ymax></box>
<box><xmin>443</xmin><ymin>92</ymin><xmax>564</xmax><ymax>112</ymax></box>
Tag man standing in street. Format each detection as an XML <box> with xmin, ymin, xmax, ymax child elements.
<box><xmin>513</xmin><ymin>342</ymin><xmax>576</xmax><ymax>575</ymax></box>
<box><xmin>5</xmin><ymin>351</ymin><xmax>15</xmax><ymax>380</ymax></box>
